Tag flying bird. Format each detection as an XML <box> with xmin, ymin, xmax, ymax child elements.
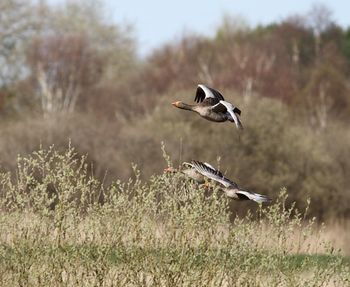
<box><xmin>191</xmin><ymin>160</ymin><xmax>271</xmax><ymax>203</ymax></box>
<box><xmin>164</xmin><ymin>161</ymin><xmax>215</xmax><ymax>185</ymax></box>
<box><xmin>172</xmin><ymin>84</ymin><xmax>243</xmax><ymax>130</ymax></box>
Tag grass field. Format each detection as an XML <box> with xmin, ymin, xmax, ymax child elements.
<box><xmin>0</xmin><ymin>146</ymin><xmax>349</xmax><ymax>286</ymax></box>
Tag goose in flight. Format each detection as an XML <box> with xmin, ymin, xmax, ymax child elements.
<box><xmin>191</xmin><ymin>160</ymin><xmax>271</xmax><ymax>203</ymax></box>
<box><xmin>172</xmin><ymin>84</ymin><xmax>243</xmax><ymax>130</ymax></box>
<box><xmin>164</xmin><ymin>161</ymin><xmax>215</xmax><ymax>185</ymax></box>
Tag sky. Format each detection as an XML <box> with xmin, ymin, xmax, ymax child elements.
<box><xmin>49</xmin><ymin>0</ymin><xmax>350</xmax><ymax>56</ymax></box>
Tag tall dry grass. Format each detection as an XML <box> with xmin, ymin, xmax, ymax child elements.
<box><xmin>0</xmin><ymin>146</ymin><xmax>349</xmax><ymax>286</ymax></box>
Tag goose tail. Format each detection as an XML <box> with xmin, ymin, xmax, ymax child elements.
<box><xmin>249</xmin><ymin>192</ymin><xmax>271</xmax><ymax>203</ymax></box>
<box><xmin>236</xmin><ymin>117</ymin><xmax>244</xmax><ymax>130</ymax></box>
<box><xmin>237</xmin><ymin>190</ymin><xmax>271</xmax><ymax>203</ymax></box>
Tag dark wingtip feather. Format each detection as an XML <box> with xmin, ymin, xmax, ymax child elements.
<box><xmin>194</xmin><ymin>86</ymin><xmax>205</xmax><ymax>103</ymax></box>
<box><xmin>208</xmin><ymin>87</ymin><xmax>225</xmax><ymax>101</ymax></box>
<box><xmin>234</xmin><ymin>107</ymin><xmax>241</xmax><ymax>116</ymax></box>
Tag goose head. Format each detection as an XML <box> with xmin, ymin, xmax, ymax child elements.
<box><xmin>172</xmin><ymin>101</ymin><xmax>193</xmax><ymax>110</ymax></box>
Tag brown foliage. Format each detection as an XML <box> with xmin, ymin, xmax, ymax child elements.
<box><xmin>1</xmin><ymin>91</ymin><xmax>349</xmax><ymax>219</ymax></box>
<box><xmin>1</xmin><ymin>2</ymin><xmax>350</xmax><ymax>220</ymax></box>
<box><xmin>27</xmin><ymin>34</ymin><xmax>105</xmax><ymax>114</ymax></box>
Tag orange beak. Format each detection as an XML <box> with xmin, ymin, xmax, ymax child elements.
<box><xmin>164</xmin><ymin>167</ymin><xmax>174</xmax><ymax>173</ymax></box>
<box><xmin>172</xmin><ymin>101</ymin><xmax>180</xmax><ymax>107</ymax></box>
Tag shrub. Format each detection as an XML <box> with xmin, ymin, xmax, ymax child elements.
<box><xmin>0</xmin><ymin>146</ymin><xmax>349</xmax><ymax>286</ymax></box>
<box><xmin>1</xmin><ymin>91</ymin><xmax>349</xmax><ymax>218</ymax></box>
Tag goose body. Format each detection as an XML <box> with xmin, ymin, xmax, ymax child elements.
<box><xmin>191</xmin><ymin>160</ymin><xmax>271</xmax><ymax>203</ymax></box>
<box><xmin>172</xmin><ymin>84</ymin><xmax>243</xmax><ymax>129</ymax></box>
<box><xmin>164</xmin><ymin>162</ymin><xmax>214</xmax><ymax>184</ymax></box>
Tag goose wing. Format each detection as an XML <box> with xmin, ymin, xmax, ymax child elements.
<box><xmin>194</xmin><ymin>84</ymin><xmax>225</xmax><ymax>106</ymax></box>
<box><xmin>211</xmin><ymin>100</ymin><xmax>243</xmax><ymax>129</ymax></box>
<box><xmin>191</xmin><ymin>160</ymin><xmax>238</xmax><ymax>188</ymax></box>
<box><xmin>182</xmin><ymin>162</ymin><xmax>194</xmax><ymax>168</ymax></box>
<box><xmin>236</xmin><ymin>190</ymin><xmax>271</xmax><ymax>203</ymax></box>
<box><xmin>211</xmin><ymin>100</ymin><xmax>241</xmax><ymax>115</ymax></box>
<box><xmin>183</xmin><ymin>161</ymin><xmax>214</xmax><ymax>170</ymax></box>
<box><xmin>203</xmin><ymin>162</ymin><xmax>216</xmax><ymax>170</ymax></box>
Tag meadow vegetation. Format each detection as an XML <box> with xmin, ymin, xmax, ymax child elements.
<box><xmin>0</xmin><ymin>146</ymin><xmax>349</xmax><ymax>286</ymax></box>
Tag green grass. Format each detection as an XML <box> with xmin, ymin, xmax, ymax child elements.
<box><xmin>2</xmin><ymin>243</ymin><xmax>348</xmax><ymax>270</ymax></box>
<box><xmin>1</xmin><ymin>242</ymin><xmax>349</xmax><ymax>286</ymax></box>
<box><xmin>285</xmin><ymin>254</ymin><xmax>350</xmax><ymax>269</ymax></box>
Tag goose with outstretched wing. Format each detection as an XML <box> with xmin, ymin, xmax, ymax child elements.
<box><xmin>172</xmin><ymin>84</ymin><xmax>243</xmax><ymax>130</ymax></box>
<box><xmin>164</xmin><ymin>161</ymin><xmax>215</xmax><ymax>185</ymax></box>
<box><xmin>191</xmin><ymin>160</ymin><xmax>271</xmax><ymax>203</ymax></box>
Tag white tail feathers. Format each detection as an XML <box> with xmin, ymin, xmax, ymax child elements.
<box><xmin>237</xmin><ymin>190</ymin><xmax>271</xmax><ymax>203</ymax></box>
<box><xmin>236</xmin><ymin>117</ymin><xmax>243</xmax><ymax>130</ymax></box>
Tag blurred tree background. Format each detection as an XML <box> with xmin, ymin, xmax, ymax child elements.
<box><xmin>0</xmin><ymin>0</ymin><xmax>349</xmax><ymax>219</ymax></box>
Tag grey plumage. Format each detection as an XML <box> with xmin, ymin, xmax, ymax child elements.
<box><xmin>191</xmin><ymin>160</ymin><xmax>271</xmax><ymax>203</ymax></box>
<box><xmin>164</xmin><ymin>162</ymin><xmax>205</xmax><ymax>184</ymax></box>
<box><xmin>172</xmin><ymin>84</ymin><xmax>243</xmax><ymax>130</ymax></box>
